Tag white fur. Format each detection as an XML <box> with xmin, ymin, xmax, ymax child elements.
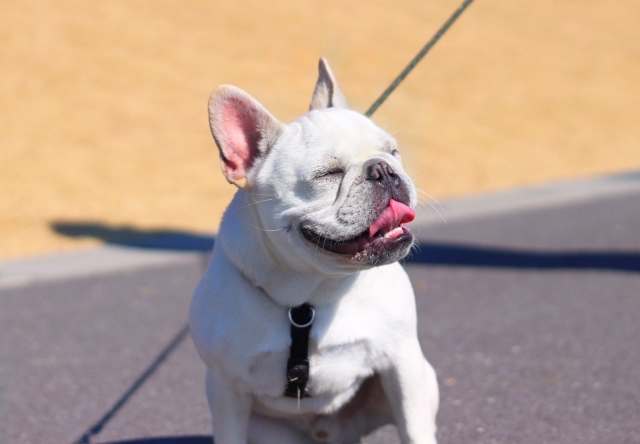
<box><xmin>190</xmin><ymin>58</ymin><xmax>438</xmax><ymax>444</ymax></box>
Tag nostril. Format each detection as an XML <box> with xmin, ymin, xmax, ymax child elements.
<box><xmin>386</xmin><ymin>164</ymin><xmax>395</xmax><ymax>176</ymax></box>
<box><xmin>367</xmin><ymin>163</ymin><xmax>383</xmax><ymax>180</ymax></box>
<box><xmin>366</xmin><ymin>161</ymin><xmax>397</xmax><ymax>181</ymax></box>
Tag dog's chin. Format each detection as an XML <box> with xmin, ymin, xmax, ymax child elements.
<box><xmin>300</xmin><ymin>224</ymin><xmax>414</xmax><ymax>266</ymax></box>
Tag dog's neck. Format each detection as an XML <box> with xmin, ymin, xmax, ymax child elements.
<box><xmin>218</xmin><ymin>191</ymin><xmax>361</xmax><ymax>307</ymax></box>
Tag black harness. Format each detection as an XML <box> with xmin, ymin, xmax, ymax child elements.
<box><xmin>284</xmin><ymin>303</ymin><xmax>315</xmax><ymax>399</ymax></box>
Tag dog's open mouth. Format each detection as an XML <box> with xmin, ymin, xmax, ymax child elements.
<box><xmin>301</xmin><ymin>200</ymin><xmax>416</xmax><ymax>256</ymax></box>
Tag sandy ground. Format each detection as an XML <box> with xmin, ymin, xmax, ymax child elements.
<box><xmin>2</xmin><ymin>0</ymin><xmax>639</xmax><ymax>260</ymax></box>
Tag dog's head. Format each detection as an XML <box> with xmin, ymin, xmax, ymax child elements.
<box><xmin>209</xmin><ymin>58</ymin><xmax>417</xmax><ymax>272</ymax></box>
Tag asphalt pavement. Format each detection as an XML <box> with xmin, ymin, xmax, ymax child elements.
<box><xmin>1</xmin><ymin>174</ymin><xmax>639</xmax><ymax>444</ymax></box>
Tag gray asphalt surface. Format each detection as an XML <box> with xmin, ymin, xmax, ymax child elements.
<box><xmin>1</xmin><ymin>187</ymin><xmax>639</xmax><ymax>444</ymax></box>
<box><xmin>412</xmin><ymin>191</ymin><xmax>640</xmax><ymax>444</ymax></box>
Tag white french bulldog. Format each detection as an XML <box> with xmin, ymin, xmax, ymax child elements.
<box><xmin>189</xmin><ymin>58</ymin><xmax>439</xmax><ymax>444</ymax></box>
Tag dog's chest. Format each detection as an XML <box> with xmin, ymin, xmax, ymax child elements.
<box><xmin>308</xmin><ymin>338</ymin><xmax>377</xmax><ymax>395</ymax></box>
<box><xmin>248</xmin><ymin>337</ymin><xmax>375</xmax><ymax>395</ymax></box>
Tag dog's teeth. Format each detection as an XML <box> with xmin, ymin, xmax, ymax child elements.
<box><xmin>383</xmin><ymin>227</ymin><xmax>403</xmax><ymax>239</ymax></box>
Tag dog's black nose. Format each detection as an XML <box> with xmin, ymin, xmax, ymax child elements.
<box><xmin>366</xmin><ymin>161</ymin><xmax>396</xmax><ymax>181</ymax></box>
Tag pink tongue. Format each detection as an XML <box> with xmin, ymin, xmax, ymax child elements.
<box><xmin>368</xmin><ymin>200</ymin><xmax>416</xmax><ymax>237</ymax></box>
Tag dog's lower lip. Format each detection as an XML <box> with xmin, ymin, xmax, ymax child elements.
<box><xmin>301</xmin><ymin>225</ymin><xmax>413</xmax><ymax>255</ymax></box>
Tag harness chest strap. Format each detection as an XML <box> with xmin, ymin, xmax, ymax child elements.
<box><xmin>284</xmin><ymin>303</ymin><xmax>315</xmax><ymax>399</ymax></box>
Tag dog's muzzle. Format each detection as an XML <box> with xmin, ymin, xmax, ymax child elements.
<box><xmin>301</xmin><ymin>199</ymin><xmax>415</xmax><ymax>258</ymax></box>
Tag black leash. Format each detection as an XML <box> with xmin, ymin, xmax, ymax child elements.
<box><xmin>73</xmin><ymin>324</ymin><xmax>191</xmax><ymax>444</ymax></box>
<box><xmin>281</xmin><ymin>0</ymin><xmax>476</xmax><ymax>402</ymax></box>
<box><xmin>71</xmin><ymin>2</ymin><xmax>476</xmax><ymax>440</ymax></box>
<box><xmin>365</xmin><ymin>0</ymin><xmax>475</xmax><ymax>117</ymax></box>
<box><xmin>283</xmin><ymin>303</ymin><xmax>315</xmax><ymax>401</ymax></box>
<box><xmin>281</xmin><ymin>0</ymin><xmax>476</xmax><ymax>403</ymax></box>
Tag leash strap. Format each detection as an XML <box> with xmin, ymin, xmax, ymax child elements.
<box><xmin>284</xmin><ymin>303</ymin><xmax>315</xmax><ymax>399</ymax></box>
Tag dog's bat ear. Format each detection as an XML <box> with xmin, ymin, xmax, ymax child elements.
<box><xmin>208</xmin><ymin>85</ymin><xmax>285</xmax><ymax>190</ymax></box>
<box><xmin>309</xmin><ymin>57</ymin><xmax>349</xmax><ymax>111</ymax></box>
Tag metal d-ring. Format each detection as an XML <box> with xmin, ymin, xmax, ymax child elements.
<box><xmin>288</xmin><ymin>307</ymin><xmax>316</xmax><ymax>328</ymax></box>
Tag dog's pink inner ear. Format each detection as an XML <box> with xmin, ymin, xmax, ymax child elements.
<box><xmin>220</xmin><ymin>100</ymin><xmax>261</xmax><ymax>180</ymax></box>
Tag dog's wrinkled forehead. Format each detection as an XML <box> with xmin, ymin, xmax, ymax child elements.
<box><xmin>260</xmin><ymin>108</ymin><xmax>397</xmax><ymax>183</ymax></box>
<box><xmin>303</xmin><ymin>109</ymin><xmax>395</xmax><ymax>160</ymax></box>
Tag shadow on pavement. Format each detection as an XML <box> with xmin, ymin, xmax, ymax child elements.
<box><xmin>406</xmin><ymin>242</ymin><xmax>640</xmax><ymax>272</ymax></box>
<box><xmin>51</xmin><ymin>221</ymin><xmax>640</xmax><ymax>272</ymax></box>
<box><xmin>101</xmin><ymin>437</ymin><xmax>212</xmax><ymax>444</ymax></box>
<box><xmin>51</xmin><ymin>221</ymin><xmax>214</xmax><ymax>251</ymax></box>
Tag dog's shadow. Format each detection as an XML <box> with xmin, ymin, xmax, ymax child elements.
<box><xmin>51</xmin><ymin>221</ymin><xmax>640</xmax><ymax>272</ymax></box>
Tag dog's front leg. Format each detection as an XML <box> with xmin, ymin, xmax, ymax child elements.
<box><xmin>206</xmin><ymin>367</ymin><xmax>252</xmax><ymax>444</ymax></box>
<box><xmin>380</xmin><ymin>338</ymin><xmax>439</xmax><ymax>444</ymax></box>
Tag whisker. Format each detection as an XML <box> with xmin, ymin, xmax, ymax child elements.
<box><xmin>416</xmin><ymin>189</ymin><xmax>446</xmax><ymax>223</ymax></box>
<box><xmin>416</xmin><ymin>188</ymin><xmax>446</xmax><ymax>213</ymax></box>
<box><xmin>415</xmin><ymin>200</ymin><xmax>435</xmax><ymax>222</ymax></box>
<box><xmin>248</xmin><ymin>198</ymin><xmax>276</xmax><ymax>206</ymax></box>
<box><xmin>248</xmin><ymin>224</ymin><xmax>285</xmax><ymax>232</ymax></box>
<box><xmin>236</xmin><ymin>198</ymin><xmax>274</xmax><ymax>211</ymax></box>
<box><xmin>315</xmin><ymin>235</ymin><xmax>321</xmax><ymax>263</ymax></box>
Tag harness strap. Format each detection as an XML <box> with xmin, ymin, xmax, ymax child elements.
<box><xmin>284</xmin><ymin>303</ymin><xmax>315</xmax><ymax>399</ymax></box>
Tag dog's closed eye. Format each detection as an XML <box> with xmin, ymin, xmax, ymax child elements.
<box><xmin>313</xmin><ymin>167</ymin><xmax>345</xmax><ymax>180</ymax></box>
